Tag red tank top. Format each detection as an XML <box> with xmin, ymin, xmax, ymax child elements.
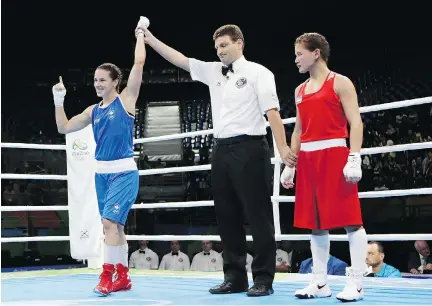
<box><xmin>296</xmin><ymin>72</ymin><xmax>348</xmax><ymax>142</ymax></box>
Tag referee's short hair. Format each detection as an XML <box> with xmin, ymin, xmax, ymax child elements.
<box><xmin>213</xmin><ymin>24</ymin><xmax>245</xmax><ymax>49</ymax></box>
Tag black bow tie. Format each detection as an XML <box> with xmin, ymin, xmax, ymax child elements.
<box><xmin>172</xmin><ymin>252</ymin><xmax>179</xmax><ymax>256</ymax></box>
<box><xmin>222</xmin><ymin>64</ymin><xmax>233</xmax><ymax>77</ymax></box>
<box><xmin>139</xmin><ymin>250</ymin><xmax>146</xmax><ymax>254</ymax></box>
<box><xmin>203</xmin><ymin>252</ymin><xmax>210</xmax><ymax>256</ymax></box>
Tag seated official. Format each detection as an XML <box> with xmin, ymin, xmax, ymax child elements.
<box><xmin>408</xmin><ymin>240</ymin><xmax>431</xmax><ymax>274</ymax></box>
<box><xmin>190</xmin><ymin>241</ymin><xmax>223</xmax><ymax>272</ymax></box>
<box><xmin>366</xmin><ymin>241</ymin><xmax>401</xmax><ymax>278</ymax></box>
<box><xmin>159</xmin><ymin>240</ymin><xmax>190</xmax><ymax>271</ymax></box>
<box><xmin>299</xmin><ymin>255</ymin><xmax>348</xmax><ymax>276</ymax></box>
<box><xmin>129</xmin><ymin>240</ymin><xmax>159</xmax><ymax>270</ymax></box>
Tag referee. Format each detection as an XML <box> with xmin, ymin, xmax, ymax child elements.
<box><xmin>140</xmin><ymin>24</ymin><xmax>296</xmax><ymax>297</ymax></box>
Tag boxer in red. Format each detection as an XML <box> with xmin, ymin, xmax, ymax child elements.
<box><xmin>281</xmin><ymin>32</ymin><xmax>367</xmax><ymax>302</ymax></box>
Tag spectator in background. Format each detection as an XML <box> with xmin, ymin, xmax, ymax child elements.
<box><xmin>299</xmin><ymin>255</ymin><xmax>348</xmax><ymax>276</ymax></box>
<box><xmin>408</xmin><ymin>241</ymin><xmax>431</xmax><ymax>274</ymax></box>
<box><xmin>362</xmin><ymin>155</ymin><xmax>371</xmax><ymax>170</ymax></box>
<box><xmin>2</xmin><ymin>184</ymin><xmax>13</xmax><ymax>205</ymax></box>
<box><xmin>139</xmin><ymin>155</ymin><xmax>151</xmax><ymax>169</ymax></box>
<box><xmin>385</xmin><ymin>124</ymin><xmax>396</xmax><ymax>138</ymax></box>
<box><xmin>422</xmin><ymin>152</ymin><xmax>432</xmax><ymax>175</ymax></box>
<box><xmin>366</xmin><ymin>242</ymin><xmax>401</xmax><ymax>278</ymax></box>
<box><xmin>154</xmin><ymin>159</ymin><xmax>164</xmax><ymax>168</ymax></box>
<box><xmin>10</xmin><ymin>183</ymin><xmax>22</xmax><ymax>205</ymax></box>
<box><xmin>276</xmin><ymin>243</ymin><xmax>291</xmax><ymax>273</ymax></box>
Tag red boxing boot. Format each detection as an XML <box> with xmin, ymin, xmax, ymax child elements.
<box><xmin>94</xmin><ymin>264</ymin><xmax>115</xmax><ymax>296</ymax></box>
<box><xmin>112</xmin><ymin>263</ymin><xmax>132</xmax><ymax>292</ymax></box>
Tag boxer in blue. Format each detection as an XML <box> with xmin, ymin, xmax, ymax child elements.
<box><xmin>53</xmin><ymin>17</ymin><xmax>148</xmax><ymax>296</ymax></box>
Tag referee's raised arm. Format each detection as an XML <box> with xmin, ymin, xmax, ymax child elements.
<box><xmin>141</xmin><ymin>27</ymin><xmax>191</xmax><ymax>72</ymax></box>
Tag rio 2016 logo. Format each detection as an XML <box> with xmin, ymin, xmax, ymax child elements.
<box><xmin>71</xmin><ymin>139</ymin><xmax>89</xmax><ymax>161</ymax></box>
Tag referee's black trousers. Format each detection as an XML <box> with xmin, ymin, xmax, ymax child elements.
<box><xmin>212</xmin><ymin>135</ymin><xmax>276</xmax><ymax>287</ymax></box>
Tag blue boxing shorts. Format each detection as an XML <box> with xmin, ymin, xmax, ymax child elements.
<box><xmin>95</xmin><ymin>170</ymin><xmax>139</xmax><ymax>225</ymax></box>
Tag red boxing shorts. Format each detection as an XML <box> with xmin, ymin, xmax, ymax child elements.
<box><xmin>294</xmin><ymin>138</ymin><xmax>363</xmax><ymax>230</ymax></box>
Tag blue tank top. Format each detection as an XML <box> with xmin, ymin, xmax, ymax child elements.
<box><xmin>91</xmin><ymin>96</ymin><xmax>135</xmax><ymax>161</ymax></box>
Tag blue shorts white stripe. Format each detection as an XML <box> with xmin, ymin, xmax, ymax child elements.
<box><xmin>95</xmin><ymin>170</ymin><xmax>139</xmax><ymax>225</ymax></box>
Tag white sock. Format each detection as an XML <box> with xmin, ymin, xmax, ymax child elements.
<box><xmin>310</xmin><ymin>234</ymin><xmax>330</xmax><ymax>285</ymax></box>
<box><xmin>347</xmin><ymin>228</ymin><xmax>368</xmax><ymax>282</ymax></box>
<box><xmin>118</xmin><ymin>243</ymin><xmax>129</xmax><ymax>267</ymax></box>
<box><xmin>104</xmin><ymin>243</ymin><xmax>118</xmax><ymax>265</ymax></box>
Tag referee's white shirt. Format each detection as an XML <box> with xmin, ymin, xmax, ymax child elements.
<box><xmin>129</xmin><ymin>247</ymin><xmax>159</xmax><ymax>269</ymax></box>
<box><xmin>159</xmin><ymin>251</ymin><xmax>190</xmax><ymax>271</ymax></box>
<box><xmin>189</xmin><ymin>56</ymin><xmax>280</xmax><ymax>139</ymax></box>
<box><xmin>190</xmin><ymin>250</ymin><xmax>223</xmax><ymax>271</ymax></box>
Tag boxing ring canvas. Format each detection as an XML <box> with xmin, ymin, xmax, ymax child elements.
<box><xmin>2</xmin><ymin>269</ymin><xmax>432</xmax><ymax>305</ymax></box>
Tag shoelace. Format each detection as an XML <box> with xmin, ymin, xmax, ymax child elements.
<box><xmin>99</xmin><ymin>271</ymin><xmax>112</xmax><ymax>287</ymax></box>
<box><xmin>345</xmin><ymin>267</ymin><xmax>364</xmax><ymax>277</ymax></box>
<box><xmin>344</xmin><ymin>268</ymin><xmax>363</xmax><ymax>292</ymax></box>
<box><xmin>250</xmin><ymin>284</ymin><xmax>266</xmax><ymax>291</ymax></box>
<box><xmin>217</xmin><ymin>280</ymin><xmax>230</xmax><ymax>288</ymax></box>
<box><xmin>114</xmin><ymin>274</ymin><xmax>127</xmax><ymax>282</ymax></box>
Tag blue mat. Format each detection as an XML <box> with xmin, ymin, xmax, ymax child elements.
<box><xmin>2</xmin><ymin>269</ymin><xmax>432</xmax><ymax>305</ymax></box>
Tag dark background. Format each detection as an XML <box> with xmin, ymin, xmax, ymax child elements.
<box><xmin>2</xmin><ymin>1</ymin><xmax>429</xmax><ymax>95</ymax></box>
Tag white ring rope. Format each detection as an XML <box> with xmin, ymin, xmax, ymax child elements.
<box><xmin>2</xmin><ymin>234</ymin><xmax>432</xmax><ymax>244</ymax></box>
<box><xmin>0</xmin><ymin>174</ymin><xmax>68</xmax><ymax>180</ymax></box>
<box><xmin>2</xmin><ymin>188</ymin><xmax>431</xmax><ymax>212</ymax></box>
<box><xmin>271</xmin><ymin>141</ymin><xmax>432</xmax><ymax>164</ymax></box>
<box><xmin>279</xmin><ymin>96</ymin><xmax>432</xmax><ymax>125</ymax></box>
<box><xmin>2</xmin><ymin>96</ymin><xmax>431</xmax><ymax>150</ymax></box>
<box><xmin>0</xmin><ymin>143</ymin><xmax>67</xmax><ymax>150</ymax></box>
<box><xmin>1</xmin><ymin>142</ymin><xmax>431</xmax><ymax>180</ymax></box>
<box><xmin>1</xmin><ymin>96</ymin><xmax>432</xmax><ymax>244</ymax></box>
